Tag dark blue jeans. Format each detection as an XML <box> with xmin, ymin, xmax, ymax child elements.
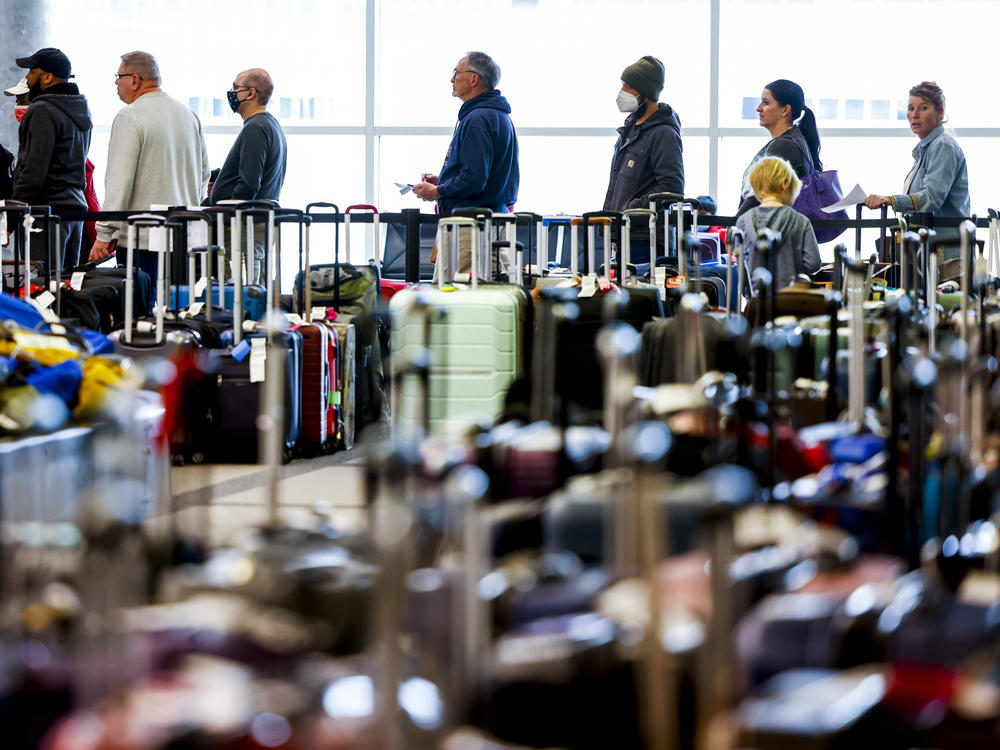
<box><xmin>29</xmin><ymin>219</ymin><xmax>83</xmax><ymax>270</ymax></box>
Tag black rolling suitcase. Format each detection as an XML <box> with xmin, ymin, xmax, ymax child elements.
<box><xmin>209</xmin><ymin>206</ymin><xmax>303</xmax><ymax>463</ymax></box>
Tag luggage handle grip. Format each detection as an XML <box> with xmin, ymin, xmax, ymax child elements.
<box><xmin>237</xmin><ymin>207</ymin><xmax>276</xmax><ymax>218</ymax></box>
<box><xmin>306</xmin><ymin>202</ymin><xmax>341</xmax><ymax>214</ymax></box>
<box><xmin>346</xmin><ymin>204</ymin><xmax>378</xmax><ymax>214</ymax></box>
<box><xmin>166</xmin><ymin>210</ymin><xmax>211</xmax><ymax>223</ymax></box>
<box><xmin>581</xmin><ymin>211</ymin><xmax>622</xmax><ymax>224</ymax></box>
<box><xmin>0</xmin><ymin>199</ymin><xmax>30</xmax><ymax>213</ymax></box>
<box><xmin>127</xmin><ymin>213</ymin><xmax>167</xmax><ymax>227</ymax></box>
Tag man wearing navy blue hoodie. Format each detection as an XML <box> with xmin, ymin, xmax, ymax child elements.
<box><xmin>414</xmin><ymin>51</ymin><xmax>518</xmax><ymax>274</ymax></box>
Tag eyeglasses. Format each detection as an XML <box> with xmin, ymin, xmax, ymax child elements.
<box><xmin>230</xmin><ymin>85</ymin><xmax>251</xmax><ymax>92</ymax></box>
<box><xmin>452</xmin><ymin>69</ymin><xmax>477</xmax><ymax>78</ymax></box>
<box><xmin>114</xmin><ymin>72</ymin><xmax>142</xmax><ymax>82</ymax></box>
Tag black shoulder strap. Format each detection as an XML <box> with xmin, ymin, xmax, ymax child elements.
<box><xmin>789</xmin><ymin>130</ymin><xmax>817</xmax><ymax>175</ymax></box>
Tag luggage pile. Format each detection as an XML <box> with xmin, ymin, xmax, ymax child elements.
<box><xmin>6</xmin><ymin>198</ymin><xmax>1000</xmax><ymax>748</ymax></box>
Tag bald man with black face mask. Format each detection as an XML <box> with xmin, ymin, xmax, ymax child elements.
<box><xmin>208</xmin><ymin>68</ymin><xmax>287</xmax><ymax>285</ymax></box>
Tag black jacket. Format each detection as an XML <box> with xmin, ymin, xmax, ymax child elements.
<box><xmin>0</xmin><ymin>143</ymin><xmax>13</xmax><ymax>200</ymax></box>
<box><xmin>737</xmin><ymin>125</ymin><xmax>812</xmax><ymax>215</ymax></box>
<box><xmin>12</xmin><ymin>82</ymin><xmax>92</xmax><ymax>208</ymax></box>
<box><xmin>603</xmin><ymin>102</ymin><xmax>684</xmax><ymax>216</ymax></box>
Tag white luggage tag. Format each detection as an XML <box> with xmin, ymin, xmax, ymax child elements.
<box><xmin>193</xmin><ymin>276</ymin><xmax>208</xmax><ymax>300</ymax></box>
<box><xmin>249</xmin><ymin>337</ymin><xmax>267</xmax><ymax>383</ymax></box>
<box><xmin>70</xmin><ymin>271</ymin><xmax>85</xmax><ymax>291</ymax></box>
<box><xmin>34</xmin><ymin>290</ymin><xmax>56</xmax><ymax>310</ymax></box>
<box><xmin>653</xmin><ymin>267</ymin><xmax>667</xmax><ymax>300</ymax></box>
<box><xmin>579</xmin><ymin>273</ymin><xmax>599</xmax><ymax>298</ymax></box>
<box><xmin>185</xmin><ymin>301</ymin><xmax>204</xmax><ymax>318</ymax></box>
<box><xmin>27</xmin><ymin>295</ymin><xmax>62</xmax><ymax>327</ymax></box>
<box><xmin>13</xmin><ymin>331</ymin><xmax>76</xmax><ymax>352</ymax></box>
<box><xmin>310</xmin><ymin>307</ymin><xmax>329</xmax><ymax>322</ymax></box>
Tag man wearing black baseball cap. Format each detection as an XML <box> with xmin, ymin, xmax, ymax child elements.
<box><xmin>11</xmin><ymin>47</ymin><xmax>92</xmax><ymax>269</ymax></box>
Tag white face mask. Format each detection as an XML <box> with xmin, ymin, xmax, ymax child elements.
<box><xmin>616</xmin><ymin>89</ymin><xmax>640</xmax><ymax>113</ymax></box>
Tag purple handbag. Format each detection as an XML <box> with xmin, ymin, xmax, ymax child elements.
<box><xmin>792</xmin><ymin>169</ymin><xmax>848</xmax><ymax>244</ymax></box>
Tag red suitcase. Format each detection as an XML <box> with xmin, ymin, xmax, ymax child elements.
<box><xmin>293</xmin><ymin>320</ymin><xmax>339</xmax><ymax>453</ymax></box>
<box><xmin>380</xmin><ymin>278</ymin><xmax>412</xmax><ymax>302</ymax></box>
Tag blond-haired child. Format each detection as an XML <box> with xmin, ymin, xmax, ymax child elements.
<box><xmin>736</xmin><ymin>155</ymin><xmax>820</xmax><ymax>294</ymax></box>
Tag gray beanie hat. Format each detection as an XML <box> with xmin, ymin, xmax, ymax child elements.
<box><xmin>621</xmin><ymin>55</ymin><xmax>664</xmax><ymax>101</ymax></box>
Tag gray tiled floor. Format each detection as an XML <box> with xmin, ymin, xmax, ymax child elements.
<box><xmin>166</xmin><ymin>440</ymin><xmax>372</xmax><ymax>548</ymax></box>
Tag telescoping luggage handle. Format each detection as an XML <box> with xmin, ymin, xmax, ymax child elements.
<box><xmin>165</xmin><ymin>209</ymin><xmax>212</xmax><ymax>318</ymax></box>
<box><xmin>344</xmin><ymin>204</ymin><xmax>379</xmax><ymax>267</ymax></box>
<box><xmin>305</xmin><ymin>202</ymin><xmax>341</xmax><ymax>310</ymax></box>
<box><xmin>124</xmin><ymin>213</ymin><xmax>167</xmax><ymax>344</ymax></box>
<box><xmin>648</xmin><ymin>191</ymin><xmax>682</xmax><ymax>278</ymax></box>
<box><xmin>449</xmin><ymin>207</ymin><xmax>494</xmax><ymax>285</ymax></box>
<box><xmin>922</xmin><ymin>228</ymin><xmax>939</xmax><ymax>354</ymax></box>
<box><xmin>959</xmin><ymin>218</ymin><xmax>977</xmax><ymax>344</ymax></box>
<box><xmin>839</xmin><ymin>247</ymin><xmax>875</xmax><ymax>429</ymax></box>
<box><xmin>623</xmin><ymin>208</ymin><xmax>656</xmax><ymax>286</ymax></box>
<box><xmin>491</xmin><ymin>212</ymin><xmax>539</xmax><ymax>288</ymax></box>
<box><xmin>237</xmin><ymin>204</ymin><xmax>278</xmax><ymax>340</ymax></box>
<box><xmin>202</xmin><ymin>205</ymin><xmax>237</xmax><ymax>310</ymax></box>
<box><xmin>490</xmin><ymin>213</ymin><xmax>519</xmax><ymax>286</ymax></box>
<box><xmin>271</xmin><ymin>209</ymin><xmax>311</xmax><ymax>318</ymax></box>
<box><xmin>543</xmin><ymin>215</ymin><xmax>581</xmax><ymax>277</ymax></box>
<box><xmin>988</xmin><ymin>209</ymin><xmax>1000</xmax><ymax>279</ymax></box>
<box><xmin>23</xmin><ymin>209</ymin><xmax>60</xmax><ymax>316</ymax></box>
<box><xmin>215</xmin><ymin>198</ymin><xmax>277</xmax><ymax>285</ymax></box>
<box><xmin>0</xmin><ymin>200</ymin><xmax>39</xmax><ymax>304</ymax></box>
<box><xmin>437</xmin><ymin>216</ymin><xmax>480</xmax><ymax>289</ymax></box>
<box><xmin>515</xmin><ymin>212</ymin><xmax>545</xmax><ymax>289</ymax></box>
<box><xmin>273</xmin><ymin>208</ymin><xmax>310</xmax><ymax>315</ymax></box>
<box><xmin>726</xmin><ymin>227</ymin><xmax>745</xmax><ymax>318</ymax></box>
<box><xmin>580</xmin><ymin>210</ymin><xmax>622</xmax><ymax>285</ymax></box>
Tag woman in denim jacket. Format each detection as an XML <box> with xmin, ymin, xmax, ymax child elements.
<box><xmin>865</xmin><ymin>81</ymin><xmax>970</xmax><ymax>268</ymax></box>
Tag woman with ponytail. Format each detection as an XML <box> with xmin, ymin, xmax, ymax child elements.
<box><xmin>737</xmin><ymin>79</ymin><xmax>821</xmax><ymax>215</ymax></box>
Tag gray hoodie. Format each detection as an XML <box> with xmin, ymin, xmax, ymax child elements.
<box><xmin>736</xmin><ymin>204</ymin><xmax>821</xmax><ymax>293</ymax></box>
<box><xmin>12</xmin><ymin>82</ymin><xmax>92</xmax><ymax>208</ymax></box>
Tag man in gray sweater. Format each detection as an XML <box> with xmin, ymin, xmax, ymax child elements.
<box><xmin>89</xmin><ymin>51</ymin><xmax>210</xmax><ymax>283</ymax></box>
<box><xmin>209</xmin><ymin>67</ymin><xmax>286</xmax><ymax>285</ymax></box>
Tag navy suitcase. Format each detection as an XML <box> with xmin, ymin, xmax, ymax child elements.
<box><xmin>210</xmin><ymin>330</ymin><xmax>303</xmax><ymax>463</ymax></box>
<box><xmin>207</xmin><ymin>204</ymin><xmax>304</xmax><ymax>463</ymax></box>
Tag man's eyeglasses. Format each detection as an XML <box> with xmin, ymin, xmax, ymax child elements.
<box><xmin>231</xmin><ymin>85</ymin><xmax>251</xmax><ymax>92</ymax></box>
<box><xmin>114</xmin><ymin>72</ymin><xmax>142</xmax><ymax>81</ymax></box>
<box><xmin>452</xmin><ymin>69</ymin><xmax>477</xmax><ymax>77</ymax></box>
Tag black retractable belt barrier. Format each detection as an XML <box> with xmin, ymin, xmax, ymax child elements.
<box><xmin>403</xmin><ymin>208</ymin><xmax>421</xmax><ymax>284</ymax></box>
